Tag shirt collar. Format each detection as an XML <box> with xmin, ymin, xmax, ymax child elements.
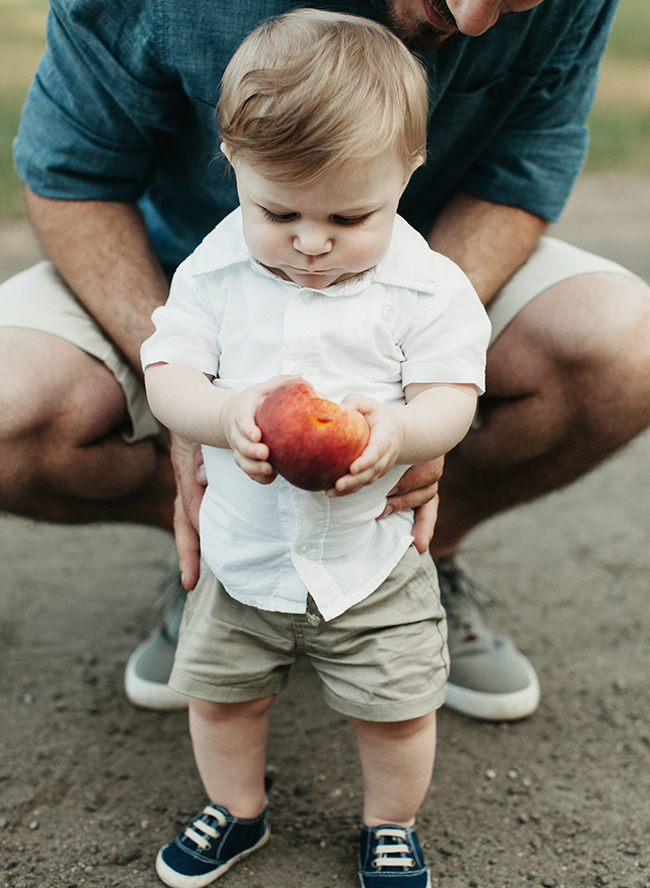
<box><xmin>190</xmin><ymin>208</ymin><xmax>439</xmax><ymax>297</ymax></box>
<box><xmin>250</xmin><ymin>258</ymin><xmax>375</xmax><ymax>297</ymax></box>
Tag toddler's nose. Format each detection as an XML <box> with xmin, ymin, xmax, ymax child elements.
<box><xmin>293</xmin><ymin>228</ymin><xmax>332</xmax><ymax>256</ymax></box>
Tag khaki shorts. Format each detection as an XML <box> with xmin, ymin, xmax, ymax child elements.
<box><xmin>0</xmin><ymin>239</ymin><xmax>639</xmax><ymax>441</ymax></box>
<box><xmin>170</xmin><ymin>545</ymin><xmax>448</xmax><ymax>722</ymax></box>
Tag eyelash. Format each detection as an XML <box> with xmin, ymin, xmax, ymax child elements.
<box><xmin>262</xmin><ymin>209</ymin><xmax>295</xmax><ymax>223</ymax></box>
<box><xmin>261</xmin><ymin>208</ymin><xmax>370</xmax><ymax>227</ymax></box>
<box><xmin>335</xmin><ymin>214</ymin><xmax>370</xmax><ymax>227</ymax></box>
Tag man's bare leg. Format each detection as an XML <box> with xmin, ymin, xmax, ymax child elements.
<box><xmin>429</xmin><ymin>271</ymin><xmax>650</xmax><ymax>720</ymax></box>
<box><xmin>431</xmin><ymin>272</ymin><xmax>650</xmax><ymax>557</ymax></box>
<box><xmin>0</xmin><ymin>328</ymin><xmax>174</xmax><ymax>528</ymax></box>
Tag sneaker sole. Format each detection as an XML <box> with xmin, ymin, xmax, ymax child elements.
<box><xmin>444</xmin><ymin>651</ymin><xmax>540</xmax><ymax>721</ymax></box>
<box><xmin>155</xmin><ymin>828</ymin><xmax>270</xmax><ymax>888</ymax></box>
<box><xmin>124</xmin><ymin>637</ymin><xmax>189</xmax><ymax>711</ymax></box>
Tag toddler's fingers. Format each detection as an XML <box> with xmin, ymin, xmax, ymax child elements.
<box><xmin>328</xmin><ymin>464</ymin><xmax>380</xmax><ymax>496</ymax></box>
<box><xmin>230</xmin><ymin>430</ymin><xmax>269</xmax><ymax>462</ymax></box>
<box><xmin>348</xmin><ymin>439</ymin><xmax>391</xmax><ymax>476</ymax></box>
<box><xmin>340</xmin><ymin>392</ymin><xmax>376</xmax><ymax>416</ymax></box>
<box><xmin>233</xmin><ymin>450</ymin><xmax>274</xmax><ymax>477</ymax></box>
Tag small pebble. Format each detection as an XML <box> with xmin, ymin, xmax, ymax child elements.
<box><xmin>116</xmin><ymin>846</ymin><xmax>141</xmax><ymax>866</ymax></box>
<box><xmin>485</xmin><ymin>769</ymin><xmax>496</xmax><ymax>779</ymax></box>
<box><xmin>29</xmin><ymin>819</ymin><xmax>39</xmax><ymax>830</ymax></box>
<box><xmin>507</xmin><ymin>768</ymin><xmax>519</xmax><ymax>779</ymax></box>
<box><xmin>541</xmin><ymin>879</ymin><xmax>557</xmax><ymax>887</ymax></box>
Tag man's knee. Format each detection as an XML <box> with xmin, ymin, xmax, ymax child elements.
<box><xmin>490</xmin><ymin>271</ymin><xmax>650</xmax><ymax>443</ymax></box>
<box><xmin>516</xmin><ymin>272</ymin><xmax>650</xmax><ymax>371</ymax></box>
<box><xmin>0</xmin><ymin>327</ymin><xmax>148</xmax><ymax>514</ymax></box>
<box><xmin>0</xmin><ymin>327</ymin><xmax>130</xmax><ymax>441</ymax></box>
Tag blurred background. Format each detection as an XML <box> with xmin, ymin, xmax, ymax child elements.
<box><xmin>1</xmin><ymin>0</ymin><xmax>649</xmax><ymax>223</ymax></box>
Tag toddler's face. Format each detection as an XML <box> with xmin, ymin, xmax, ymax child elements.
<box><xmin>230</xmin><ymin>152</ymin><xmax>419</xmax><ymax>290</ymax></box>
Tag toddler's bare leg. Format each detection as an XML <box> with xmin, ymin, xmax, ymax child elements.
<box><xmin>351</xmin><ymin>711</ymin><xmax>437</xmax><ymax>828</ymax></box>
<box><xmin>189</xmin><ymin>696</ymin><xmax>275</xmax><ymax>819</ymax></box>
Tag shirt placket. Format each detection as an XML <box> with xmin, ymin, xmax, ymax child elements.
<box><xmin>281</xmin><ymin>288</ymin><xmax>323</xmax><ymax>388</ymax></box>
<box><xmin>281</xmin><ymin>288</ymin><xmax>333</xmax><ymax>609</ymax></box>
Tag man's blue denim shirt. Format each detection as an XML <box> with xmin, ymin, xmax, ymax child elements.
<box><xmin>14</xmin><ymin>0</ymin><xmax>618</xmax><ymax>276</ymax></box>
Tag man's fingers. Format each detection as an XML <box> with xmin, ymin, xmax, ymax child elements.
<box><xmin>411</xmin><ymin>495</ymin><xmax>439</xmax><ymax>554</ymax></box>
<box><xmin>170</xmin><ymin>433</ymin><xmax>205</xmax><ymax>588</ymax></box>
<box><xmin>173</xmin><ymin>492</ymin><xmax>201</xmax><ymax>590</ymax></box>
<box><xmin>388</xmin><ymin>458</ymin><xmax>444</xmax><ymax>497</ymax></box>
<box><xmin>384</xmin><ymin>481</ymin><xmax>439</xmax><ymax>514</ymax></box>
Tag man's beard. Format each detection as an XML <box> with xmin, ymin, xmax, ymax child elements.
<box><xmin>374</xmin><ymin>0</ymin><xmax>458</xmax><ymax>51</ymax></box>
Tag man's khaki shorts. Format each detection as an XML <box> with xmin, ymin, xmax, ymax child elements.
<box><xmin>170</xmin><ymin>545</ymin><xmax>448</xmax><ymax>722</ymax></box>
<box><xmin>0</xmin><ymin>238</ymin><xmax>638</xmax><ymax>442</ymax></box>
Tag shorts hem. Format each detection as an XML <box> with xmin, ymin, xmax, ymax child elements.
<box><xmin>320</xmin><ymin>684</ymin><xmax>447</xmax><ymax>722</ymax></box>
<box><xmin>169</xmin><ymin>669</ymin><xmax>288</xmax><ymax>703</ymax></box>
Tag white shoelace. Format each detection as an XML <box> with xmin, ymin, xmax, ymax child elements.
<box><xmin>183</xmin><ymin>806</ymin><xmax>227</xmax><ymax>851</ymax></box>
<box><xmin>371</xmin><ymin>827</ymin><xmax>415</xmax><ymax>869</ymax></box>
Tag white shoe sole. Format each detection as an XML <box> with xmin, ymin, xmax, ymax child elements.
<box><xmin>155</xmin><ymin>830</ymin><xmax>270</xmax><ymax>888</ymax></box>
<box><xmin>123</xmin><ymin>637</ymin><xmax>189</xmax><ymax>711</ymax></box>
<box><xmin>444</xmin><ymin>651</ymin><xmax>540</xmax><ymax>721</ymax></box>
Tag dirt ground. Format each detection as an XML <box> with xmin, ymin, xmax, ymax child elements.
<box><xmin>1</xmin><ymin>173</ymin><xmax>650</xmax><ymax>888</ymax></box>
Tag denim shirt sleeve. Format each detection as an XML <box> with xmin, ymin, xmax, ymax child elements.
<box><xmin>13</xmin><ymin>0</ymin><xmax>184</xmax><ymax>201</ymax></box>
<box><xmin>461</xmin><ymin>0</ymin><xmax>619</xmax><ymax>221</ymax></box>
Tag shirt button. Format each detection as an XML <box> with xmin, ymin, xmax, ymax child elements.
<box><xmin>292</xmin><ymin>364</ymin><xmax>308</xmax><ymax>377</ymax></box>
<box><xmin>301</xmin><ymin>290</ymin><xmax>316</xmax><ymax>304</ymax></box>
<box><xmin>295</xmin><ymin>541</ymin><xmax>311</xmax><ymax>555</ymax></box>
<box><xmin>381</xmin><ymin>305</ymin><xmax>397</xmax><ymax>323</ymax></box>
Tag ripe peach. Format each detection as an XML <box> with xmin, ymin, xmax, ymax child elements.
<box><xmin>255</xmin><ymin>379</ymin><xmax>370</xmax><ymax>491</ymax></box>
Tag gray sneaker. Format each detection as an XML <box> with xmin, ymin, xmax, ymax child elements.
<box><xmin>124</xmin><ymin>567</ymin><xmax>189</xmax><ymax>710</ymax></box>
<box><xmin>436</xmin><ymin>557</ymin><xmax>540</xmax><ymax>721</ymax></box>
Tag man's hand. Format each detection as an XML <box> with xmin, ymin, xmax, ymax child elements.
<box><xmin>378</xmin><ymin>458</ymin><xmax>444</xmax><ymax>553</ymax></box>
<box><xmin>171</xmin><ymin>433</ymin><xmax>206</xmax><ymax>590</ymax></box>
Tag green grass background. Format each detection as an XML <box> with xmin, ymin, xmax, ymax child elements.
<box><xmin>0</xmin><ymin>0</ymin><xmax>649</xmax><ymax>221</ymax></box>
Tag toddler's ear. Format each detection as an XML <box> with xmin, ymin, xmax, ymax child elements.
<box><xmin>220</xmin><ymin>141</ymin><xmax>232</xmax><ymax>163</ymax></box>
<box><xmin>400</xmin><ymin>155</ymin><xmax>425</xmax><ymax>194</ymax></box>
<box><xmin>412</xmin><ymin>154</ymin><xmax>425</xmax><ymax>172</ymax></box>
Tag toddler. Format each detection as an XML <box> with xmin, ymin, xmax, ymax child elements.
<box><xmin>142</xmin><ymin>10</ymin><xmax>490</xmax><ymax>887</ymax></box>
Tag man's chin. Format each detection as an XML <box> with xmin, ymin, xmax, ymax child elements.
<box><xmin>374</xmin><ymin>0</ymin><xmax>457</xmax><ymax>51</ymax></box>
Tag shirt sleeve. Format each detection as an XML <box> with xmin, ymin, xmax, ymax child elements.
<box><xmin>13</xmin><ymin>0</ymin><xmax>185</xmax><ymax>201</ymax></box>
<box><xmin>462</xmin><ymin>0</ymin><xmax>619</xmax><ymax>221</ymax></box>
<box><xmin>141</xmin><ymin>260</ymin><xmax>221</xmax><ymax>376</ymax></box>
<box><xmin>400</xmin><ymin>256</ymin><xmax>491</xmax><ymax>395</ymax></box>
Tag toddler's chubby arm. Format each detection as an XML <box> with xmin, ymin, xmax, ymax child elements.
<box><xmin>144</xmin><ymin>362</ymin><xmax>294</xmax><ymax>484</ymax></box>
<box><xmin>328</xmin><ymin>382</ymin><xmax>477</xmax><ymax>497</ymax></box>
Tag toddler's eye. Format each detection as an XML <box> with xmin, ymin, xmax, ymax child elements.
<box><xmin>334</xmin><ymin>214</ymin><xmax>370</xmax><ymax>226</ymax></box>
<box><xmin>262</xmin><ymin>208</ymin><xmax>296</xmax><ymax>223</ymax></box>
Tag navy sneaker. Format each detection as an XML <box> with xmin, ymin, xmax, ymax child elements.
<box><xmin>156</xmin><ymin>804</ymin><xmax>270</xmax><ymax>888</ymax></box>
<box><xmin>359</xmin><ymin>824</ymin><xmax>431</xmax><ymax>887</ymax></box>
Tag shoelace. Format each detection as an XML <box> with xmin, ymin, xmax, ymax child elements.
<box><xmin>371</xmin><ymin>827</ymin><xmax>415</xmax><ymax>870</ymax></box>
<box><xmin>183</xmin><ymin>806</ymin><xmax>227</xmax><ymax>851</ymax></box>
<box><xmin>155</xmin><ymin>560</ymin><xmax>187</xmax><ymax>643</ymax></box>
<box><xmin>435</xmin><ymin>557</ymin><xmax>493</xmax><ymax>632</ymax></box>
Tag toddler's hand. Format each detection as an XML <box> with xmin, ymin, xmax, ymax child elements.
<box><xmin>326</xmin><ymin>393</ymin><xmax>403</xmax><ymax>497</ymax></box>
<box><xmin>221</xmin><ymin>376</ymin><xmax>295</xmax><ymax>484</ymax></box>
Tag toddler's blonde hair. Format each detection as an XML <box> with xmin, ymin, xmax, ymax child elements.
<box><xmin>217</xmin><ymin>8</ymin><xmax>428</xmax><ymax>181</ymax></box>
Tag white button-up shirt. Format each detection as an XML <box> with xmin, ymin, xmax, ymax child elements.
<box><xmin>142</xmin><ymin>209</ymin><xmax>489</xmax><ymax>621</ymax></box>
